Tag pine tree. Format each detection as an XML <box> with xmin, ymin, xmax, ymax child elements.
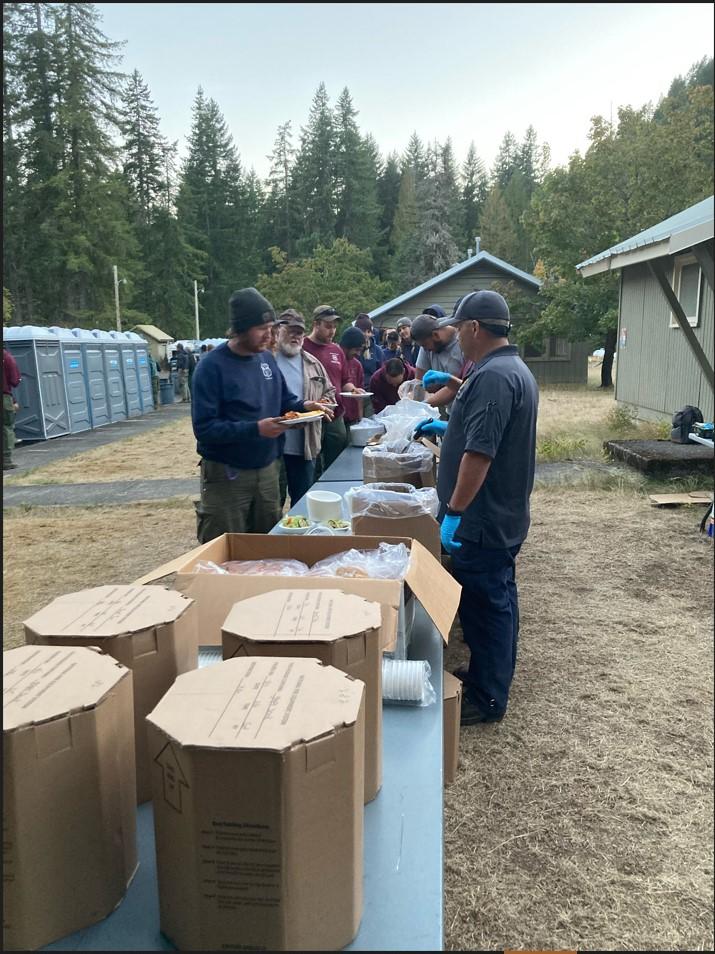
<box><xmin>461</xmin><ymin>141</ymin><xmax>489</xmax><ymax>253</ymax></box>
<box><xmin>265</xmin><ymin>120</ymin><xmax>295</xmax><ymax>256</ymax></box>
<box><xmin>479</xmin><ymin>185</ymin><xmax>521</xmax><ymax>265</ymax></box>
<box><xmin>292</xmin><ymin>82</ymin><xmax>336</xmax><ymax>254</ymax></box>
<box><xmin>120</xmin><ymin>69</ymin><xmax>165</xmax><ymax>226</ymax></box>
<box><xmin>492</xmin><ymin>131</ymin><xmax>519</xmax><ymax>189</ymax></box>
<box><xmin>177</xmin><ymin>88</ymin><xmax>246</xmax><ymax>335</ymax></box>
<box><xmin>375</xmin><ymin>150</ymin><xmax>401</xmax><ymax>276</ymax></box>
<box><xmin>402</xmin><ymin>131</ymin><xmax>427</xmax><ymax>180</ymax></box>
<box><xmin>333</xmin><ymin>87</ymin><xmax>380</xmax><ymax>251</ymax></box>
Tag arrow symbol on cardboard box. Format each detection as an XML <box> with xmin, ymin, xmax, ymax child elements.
<box><xmin>154</xmin><ymin>741</ymin><xmax>189</xmax><ymax>813</ymax></box>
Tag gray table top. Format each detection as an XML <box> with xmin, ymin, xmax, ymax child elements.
<box><xmin>318</xmin><ymin>444</ymin><xmax>365</xmax><ymax>481</ymax></box>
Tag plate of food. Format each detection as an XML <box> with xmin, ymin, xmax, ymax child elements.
<box><xmin>276</xmin><ymin>410</ymin><xmax>325</xmax><ymax>427</ymax></box>
<box><xmin>278</xmin><ymin>515</ymin><xmax>315</xmax><ymax>534</ymax></box>
<box><xmin>339</xmin><ymin>391</ymin><xmax>373</xmax><ymax>398</ymax></box>
<box><xmin>321</xmin><ymin>518</ymin><xmax>351</xmax><ymax>533</ymax></box>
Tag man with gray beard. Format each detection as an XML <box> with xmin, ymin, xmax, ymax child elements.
<box><xmin>274</xmin><ymin>309</ymin><xmax>337</xmax><ymax>504</ymax></box>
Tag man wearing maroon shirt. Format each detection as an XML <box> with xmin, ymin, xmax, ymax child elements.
<box><xmin>370</xmin><ymin>356</ymin><xmax>415</xmax><ymax>413</ymax></box>
<box><xmin>303</xmin><ymin>305</ymin><xmax>359</xmax><ymax>472</ymax></box>
<box><xmin>3</xmin><ymin>348</ymin><xmax>22</xmax><ymax>470</ymax></box>
<box><xmin>339</xmin><ymin>327</ymin><xmax>367</xmax><ymax>426</ymax></box>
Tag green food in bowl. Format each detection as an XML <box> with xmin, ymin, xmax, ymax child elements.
<box><xmin>325</xmin><ymin>519</ymin><xmax>350</xmax><ymax>529</ymax></box>
<box><xmin>281</xmin><ymin>516</ymin><xmax>310</xmax><ymax>528</ymax></box>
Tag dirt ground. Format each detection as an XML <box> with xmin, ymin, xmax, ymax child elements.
<box><xmin>444</xmin><ymin>490</ymin><xmax>714</xmax><ymax>951</ymax></box>
<box><xmin>3</xmin><ymin>485</ymin><xmax>713</xmax><ymax>950</ymax></box>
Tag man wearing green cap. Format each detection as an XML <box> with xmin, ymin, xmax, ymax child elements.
<box><xmin>191</xmin><ymin>287</ymin><xmax>333</xmax><ymax>541</ymax></box>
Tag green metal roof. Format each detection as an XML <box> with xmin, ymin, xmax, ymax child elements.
<box><xmin>577</xmin><ymin>196</ymin><xmax>714</xmax><ymax>277</ymax></box>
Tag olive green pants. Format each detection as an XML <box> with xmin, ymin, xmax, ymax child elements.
<box><xmin>195</xmin><ymin>458</ymin><xmax>282</xmax><ymax>543</ymax></box>
<box><xmin>315</xmin><ymin>415</ymin><xmax>348</xmax><ymax>479</ymax></box>
<box><xmin>3</xmin><ymin>394</ymin><xmax>16</xmax><ymax>464</ymax></box>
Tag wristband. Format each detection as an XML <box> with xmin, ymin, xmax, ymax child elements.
<box><xmin>446</xmin><ymin>506</ymin><xmax>463</xmax><ymax>517</ymax></box>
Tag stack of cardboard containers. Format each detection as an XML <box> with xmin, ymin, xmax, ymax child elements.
<box><xmin>147</xmin><ymin>657</ymin><xmax>365</xmax><ymax>951</ymax></box>
<box><xmin>222</xmin><ymin>589</ymin><xmax>384</xmax><ymax>802</ymax></box>
<box><xmin>23</xmin><ymin>584</ymin><xmax>198</xmax><ymax>803</ymax></box>
<box><xmin>3</xmin><ymin>645</ymin><xmax>137</xmax><ymax>950</ymax></box>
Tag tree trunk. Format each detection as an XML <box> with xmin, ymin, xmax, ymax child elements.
<box><xmin>600</xmin><ymin>326</ymin><xmax>617</xmax><ymax>388</ymax></box>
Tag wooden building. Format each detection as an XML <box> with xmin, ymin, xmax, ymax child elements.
<box><xmin>369</xmin><ymin>247</ymin><xmax>590</xmax><ymax>386</ymax></box>
<box><xmin>577</xmin><ymin>196</ymin><xmax>714</xmax><ymax>421</ymax></box>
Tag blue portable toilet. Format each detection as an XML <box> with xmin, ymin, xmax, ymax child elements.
<box><xmin>48</xmin><ymin>327</ymin><xmax>91</xmax><ymax>434</ymax></box>
<box><xmin>108</xmin><ymin>330</ymin><xmax>141</xmax><ymax>418</ymax></box>
<box><xmin>71</xmin><ymin>328</ymin><xmax>111</xmax><ymax>428</ymax></box>
<box><xmin>3</xmin><ymin>326</ymin><xmax>71</xmax><ymax>440</ymax></box>
<box><xmin>124</xmin><ymin>331</ymin><xmax>154</xmax><ymax>412</ymax></box>
<box><xmin>91</xmin><ymin>330</ymin><xmax>127</xmax><ymax>422</ymax></box>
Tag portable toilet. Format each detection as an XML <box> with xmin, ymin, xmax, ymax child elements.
<box><xmin>47</xmin><ymin>327</ymin><xmax>91</xmax><ymax>434</ymax></box>
<box><xmin>3</xmin><ymin>326</ymin><xmax>71</xmax><ymax>440</ymax></box>
<box><xmin>108</xmin><ymin>330</ymin><xmax>141</xmax><ymax>418</ymax></box>
<box><xmin>91</xmin><ymin>330</ymin><xmax>127</xmax><ymax>422</ymax></box>
<box><xmin>71</xmin><ymin>328</ymin><xmax>111</xmax><ymax>428</ymax></box>
<box><xmin>124</xmin><ymin>331</ymin><xmax>154</xmax><ymax>412</ymax></box>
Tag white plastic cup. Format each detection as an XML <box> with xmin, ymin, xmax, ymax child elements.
<box><xmin>306</xmin><ymin>490</ymin><xmax>343</xmax><ymax>522</ymax></box>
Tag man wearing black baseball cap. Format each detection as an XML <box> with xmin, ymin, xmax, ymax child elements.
<box><xmin>414</xmin><ymin>289</ymin><xmax>539</xmax><ymax>726</ymax></box>
<box><xmin>191</xmin><ymin>288</ymin><xmax>332</xmax><ymax>541</ymax></box>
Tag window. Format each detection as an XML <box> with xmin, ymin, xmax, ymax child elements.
<box><xmin>669</xmin><ymin>255</ymin><xmax>702</xmax><ymax>328</ymax></box>
<box><xmin>550</xmin><ymin>337</ymin><xmax>571</xmax><ymax>359</ymax></box>
<box><xmin>523</xmin><ymin>340</ymin><xmax>547</xmax><ymax>359</ymax></box>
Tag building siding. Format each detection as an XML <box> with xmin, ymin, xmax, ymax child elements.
<box><xmin>616</xmin><ymin>253</ymin><xmax>714</xmax><ymax>420</ymax></box>
<box><xmin>374</xmin><ymin>260</ymin><xmax>589</xmax><ymax>385</ymax></box>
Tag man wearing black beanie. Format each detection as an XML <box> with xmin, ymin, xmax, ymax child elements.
<box><xmin>191</xmin><ymin>287</ymin><xmax>333</xmax><ymax>541</ymax></box>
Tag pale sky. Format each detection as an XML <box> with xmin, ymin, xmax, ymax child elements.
<box><xmin>97</xmin><ymin>2</ymin><xmax>714</xmax><ymax>177</ymax></box>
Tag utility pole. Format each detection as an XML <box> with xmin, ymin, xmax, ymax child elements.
<box><xmin>113</xmin><ymin>265</ymin><xmax>122</xmax><ymax>332</ymax></box>
<box><xmin>194</xmin><ymin>280</ymin><xmax>200</xmax><ymax>340</ymax></box>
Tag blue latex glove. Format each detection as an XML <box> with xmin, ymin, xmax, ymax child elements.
<box><xmin>422</xmin><ymin>369</ymin><xmax>453</xmax><ymax>389</ymax></box>
<box><xmin>413</xmin><ymin>418</ymin><xmax>448</xmax><ymax>439</ymax></box>
<box><xmin>440</xmin><ymin>513</ymin><xmax>462</xmax><ymax>552</ymax></box>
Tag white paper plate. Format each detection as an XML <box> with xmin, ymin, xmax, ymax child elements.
<box><xmin>277</xmin><ymin>410</ymin><xmax>324</xmax><ymax>427</ymax></box>
<box><xmin>339</xmin><ymin>391</ymin><xmax>373</xmax><ymax>398</ymax></box>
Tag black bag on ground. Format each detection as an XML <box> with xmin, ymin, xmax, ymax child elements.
<box><xmin>670</xmin><ymin>405</ymin><xmax>703</xmax><ymax>444</ymax></box>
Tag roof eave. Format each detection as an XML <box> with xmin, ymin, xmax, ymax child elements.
<box><xmin>578</xmin><ymin>238</ymin><xmax>672</xmax><ymax>278</ymax></box>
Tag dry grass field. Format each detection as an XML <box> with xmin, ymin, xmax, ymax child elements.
<box><xmin>2</xmin><ymin>369</ymin><xmax>713</xmax><ymax>950</ymax></box>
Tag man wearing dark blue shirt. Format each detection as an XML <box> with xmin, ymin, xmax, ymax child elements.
<box><xmin>191</xmin><ymin>287</ymin><xmax>332</xmax><ymax>541</ymax></box>
<box><xmin>414</xmin><ymin>291</ymin><xmax>539</xmax><ymax>726</ymax></box>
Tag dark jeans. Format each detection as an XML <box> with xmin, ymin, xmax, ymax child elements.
<box><xmin>450</xmin><ymin>540</ymin><xmax>522</xmax><ymax>718</ymax></box>
<box><xmin>315</xmin><ymin>415</ymin><xmax>348</xmax><ymax>479</ymax></box>
<box><xmin>281</xmin><ymin>454</ymin><xmax>315</xmax><ymax>507</ymax></box>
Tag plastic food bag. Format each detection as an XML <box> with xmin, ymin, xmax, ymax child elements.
<box><xmin>375</xmin><ymin>397</ymin><xmax>438</xmax><ymax>446</ymax></box>
<box><xmin>397</xmin><ymin>379</ymin><xmax>428</xmax><ymax>402</ymax></box>
<box><xmin>193</xmin><ymin>560</ymin><xmax>229</xmax><ymax>574</ymax></box>
<box><xmin>345</xmin><ymin>482</ymin><xmax>439</xmax><ymax>519</ymax></box>
<box><xmin>381</xmin><ymin>658</ymin><xmax>436</xmax><ymax>707</ymax></box>
<box><xmin>217</xmin><ymin>559</ymin><xmax>311</xmax><ymax>576</ymax></box>
<box><xmin>307</xmin><ymin>541</ymin><xmax>411</xmax><ymax>580</ymax></box>
<box><xmin>362</xmin><ymin>442</ymin><xmax>435</xmax><ymax>482</ymax></box>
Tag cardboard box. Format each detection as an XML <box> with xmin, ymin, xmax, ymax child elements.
<box><xmin>23</xmin><ymin>584</ymin><xmax>198</xmax><ymax>804</ymax></box>
<box><xmin>136</xmin><ymin>534</ymin><xmax>461</xmax><ymax>650</ymax></box>
<box><xmin>147</xmin><ymin>657</ymin><xmax>365</xmax><ymax>951</ymax></box>
<box><xmin>3</xmin><ymin>645</ymin><xmax>137</xmax><ymax>951</ymax></box>
<box><xmin>349</xmin><ymin>482</ymin><xmax>441</xmax><ymax>559</ymax></box>
<box><xmin>443</xmin><ymin>671</ymin><xmax>463</xmax><ymax>785</ymax></box>
<box><xmin>362</xmin><ymin>443</ymin><xmax>437</xmax><ymax>488</ymax></box>
<box><xmin>222</xmin><ymin>589</ymin><xmax>384</xmax><ymax>802</ymax></box>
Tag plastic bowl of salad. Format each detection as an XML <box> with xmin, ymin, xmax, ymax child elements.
<box><xmin>320</xmin><ymin>518</ymin><xmax>351</xmax><ymax>533</ymax></box>
<box><xmin>279</xmin><ymin>515</ymin><xmax>315</xmax><ymax>534</ymax></box>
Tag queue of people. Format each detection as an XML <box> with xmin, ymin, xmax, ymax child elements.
<box><xmin>190</xmin><ymin>286</ymin><xmax>539</xmax><ymax>731</ymax></box>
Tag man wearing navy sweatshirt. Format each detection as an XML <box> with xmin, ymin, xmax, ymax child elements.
<box><xmin>191</xmin><ymin>287</ymin><xmax>332</xmax><ymax>541</ymax></box>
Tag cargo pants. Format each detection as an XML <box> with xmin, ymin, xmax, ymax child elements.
<box><xmin>315</xmin><ymin>415</ymin><xmax>348</xmax><ymax>479</ymax></box>
<box><xmin>450</xmin><ymin>541</ymin><xmax>522</xmax><ymax>719</ymax></box>
<box><xmin>195</xmin><ymin>459</ymin><xmax>282</xmax><ymax>543</ymax></box>
<box><xmin>3</xmin><ymin>394</ymin><xmax>16</xmax><ymax>464</ymax></box>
